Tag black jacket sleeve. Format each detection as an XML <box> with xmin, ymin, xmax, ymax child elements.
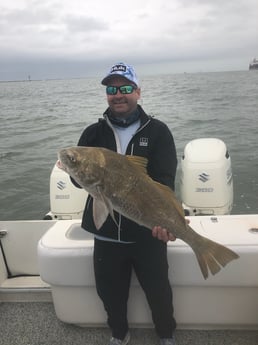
<box><xmin>146</xmin><ymin>120</ymin><xmax>177</xmax><ymax>191</ymax></box>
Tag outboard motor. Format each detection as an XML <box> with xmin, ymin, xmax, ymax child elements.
<box><xmin>180</xmin><ymin>138</ymin><xmax>233</xmax><ymax>216</ymax></box>
<box><xmin>44</xmin><ymin>163</ymin><xmax>88</xmax><ymax>220</ymax></box>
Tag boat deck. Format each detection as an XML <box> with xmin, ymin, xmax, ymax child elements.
<box><xmin>0</xmin><ymin>302</ymin><xmax>257</xmax><ymax>345</ymax></box>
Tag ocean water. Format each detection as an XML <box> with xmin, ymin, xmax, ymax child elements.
<box><xmin>0</xmin><ymin>70</ymin><xmax>257</xmax><ymax>220</ymax></box>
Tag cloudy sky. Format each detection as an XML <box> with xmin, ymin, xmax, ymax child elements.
<box><xmin>0</xmin><ymin>0</ymin><xmax>257</xmax><ymax>80</ymax></box>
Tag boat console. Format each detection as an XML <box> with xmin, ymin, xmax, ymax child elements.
<box><xmin>38</xmin><ymin>216</ymin><xmax>258</xmax><ymax>328</ymax></box>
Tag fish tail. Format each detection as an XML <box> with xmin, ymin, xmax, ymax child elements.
<box><xmin>193</xmin><ymin>236</ymin><xmax>239</xmax><ymax>279</ymax></box>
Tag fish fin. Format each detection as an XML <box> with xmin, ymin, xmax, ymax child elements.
<box><xmin>195</xmin><ymin>252</ymin><xmax>209</xmax><ymax>279</ymax></box>
<box><xmin>126</xmin><ymin>155</ymin><xmax>148</xmax><ymax>174</ymax></box>
<box><xmin>190</xmin><ymin>229</ymin><xmax>239</xmax><ymax>279</ymax></box>
<box><xmin>93</xmin><ymin>199</ymin><xmax>109</xmax><ymax>230</ymax></box>
<box><xmin>93</xmin><ymin>187</ymin><xmax>119</xmax><ymax>229</ymax></box>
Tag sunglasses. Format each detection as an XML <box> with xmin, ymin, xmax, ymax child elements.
<box><xmin>106</xmin><ymin>85</ymin><xmax>136</xmax><ymax>95</ymax></box>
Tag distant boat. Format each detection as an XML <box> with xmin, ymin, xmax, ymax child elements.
<box><xmin>249</xmin><ymin>58</ymin><xmax>258</xmax><ymax>70</ymax></box>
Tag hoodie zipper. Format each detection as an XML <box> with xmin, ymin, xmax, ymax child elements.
<box><xmin>104</xmin><ymin>114</ymin><xmax>151</xmax><ymax>241</ymax></box>
<box><xmin>105</xmin><ymin>115</ymin><xmax>122</xmax><ymax>153</ymax></box>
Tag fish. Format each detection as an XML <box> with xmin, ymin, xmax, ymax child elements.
<box><xmin>57</xmin><ymin>146</ymin><xmax>239</xmax><ymax>279</ymax></box>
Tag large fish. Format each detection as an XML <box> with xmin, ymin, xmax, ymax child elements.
<box><xmin>57</xmin><ymin>146</ymin><xmax>239</xmax><ymax>279</ymax></box>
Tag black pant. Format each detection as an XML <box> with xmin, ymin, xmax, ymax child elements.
<box><xmin>93</xmin><ymin>235</ymin><xmax>176</xmax><ymax>340</ymax></box>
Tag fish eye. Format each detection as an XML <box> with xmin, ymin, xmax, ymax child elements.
<box><xmin>68</xmin><ymin>153</ymin><xmax>76</xmax><ymax>163</ymax></box>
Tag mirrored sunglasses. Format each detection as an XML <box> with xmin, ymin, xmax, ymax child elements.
<box><xmin>106</xmin><ymin>85</ymin><xmax>136</xmax><ymax>95</ymax></box>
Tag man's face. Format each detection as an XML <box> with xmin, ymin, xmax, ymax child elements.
<box><xmin>106</xmin><ymin>77</ymin><xmax>141</xmax><ymax>118</ymax></box>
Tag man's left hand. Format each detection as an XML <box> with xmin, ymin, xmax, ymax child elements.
<box><xmin>152</xmin><ymin>226</ymin><xmax>176</xmax><ymax>243</ymax></box>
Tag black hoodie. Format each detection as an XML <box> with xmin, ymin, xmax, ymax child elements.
<box><xmin>73</xmin><ymin>105</ymin><xmax>177</xmax><ymax>242</ymax></box>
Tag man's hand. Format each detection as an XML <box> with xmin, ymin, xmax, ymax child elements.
<box><xmin>152</xmin><ymin>226</ymin><xmax>176</xmax><ymax>243</ymax></box>
<box><xmin>152</xmin><ymin>219</ymin><xmax>190</xmax><ymax>243</ymax></box>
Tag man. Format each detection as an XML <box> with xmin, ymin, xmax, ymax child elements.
<box><xmin>75</xmin><ymin>62</ymin><xmax>177</xmax><ymax>345</ymax></box>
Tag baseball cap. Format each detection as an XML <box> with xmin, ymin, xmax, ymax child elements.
<box><xmin>101</xmin><ymin>62</ymin><xmax>139</xmax><ymax>87</ymax></box>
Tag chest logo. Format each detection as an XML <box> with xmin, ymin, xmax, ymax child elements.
<box><xmin>139</xmin><ymin>137</ymin><xmax>148</xmax><ymax>147</ymax></box>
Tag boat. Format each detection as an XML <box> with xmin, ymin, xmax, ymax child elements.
<box><xmin>249</xmin><ymin>58</ymin><xmax>258</xmax><ymax>70</ymax></box>
<box><xmin>1</xmin><ymin>138</ymin><xmax>258</xmax><ymax>344</ymax></box>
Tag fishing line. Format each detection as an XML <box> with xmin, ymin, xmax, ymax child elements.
<box><xmin>0</xmin><ymin>238</ymin><xmax>38</xmax><ymax>279</ymax></box>
<box><xmin>0</xmin><ymin>239</ymin><xmax>12</xmax><ymax>278</ymax></box>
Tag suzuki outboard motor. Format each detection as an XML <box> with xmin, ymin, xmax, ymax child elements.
<box><xmin>180</xmin><ymin>138</ymin><xmax>233</xmax><ymax>216</ymax></box>
<box><xmin>44</xmin><ymin>164</ymin><xmax>88</xmax><ymax>220</ymax></box>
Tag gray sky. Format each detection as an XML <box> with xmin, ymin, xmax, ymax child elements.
<box><xmin>0</xmin><ymin>0</ymin><xmax>257</xmax><ymax>80</ymax></box>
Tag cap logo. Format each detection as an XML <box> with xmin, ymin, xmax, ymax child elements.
<box><xmin>111</xmin><ymin>64</ymin><xmax>127</xmax><ymax>73</ymax></box>
<box><xmin>101</xmin><ymin>62</ymin><xmax>138</xmax><ymax>86</ymax></box>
